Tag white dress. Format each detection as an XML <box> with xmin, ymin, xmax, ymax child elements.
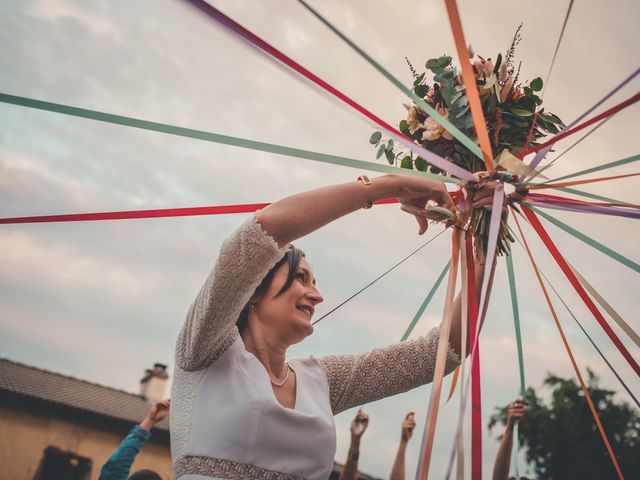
<box><xmin>171</xmin><ymin>216</ymin><xmax>459</xmax><ymax>479</ymax></box>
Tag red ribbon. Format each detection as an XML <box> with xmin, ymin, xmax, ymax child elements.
<box><xmin>522</xmin><ymin>205</ymin><xmax>640</xmax><ymax>377</ymax></box>
<box><xmin>0</xmin><ymin>199</ymin><xmax>399</xmax><ymax>225</ymax></box>
<box><xmin>465</xmin><ymin>234</ymin><xmax>482</xmax><ymax>480</ymax></box>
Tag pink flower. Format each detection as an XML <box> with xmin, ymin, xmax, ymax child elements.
<box><xmin>422</xmin><ymin>107</ymin><xmax>453</xmax><ymax>141</ymax></box>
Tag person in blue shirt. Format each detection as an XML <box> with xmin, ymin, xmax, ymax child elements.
<box><xmin>99</xmin><ymin>399</ymin><xmax>170</xmax><ymax>480</ymax></box>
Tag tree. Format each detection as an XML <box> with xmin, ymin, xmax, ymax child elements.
<box><xmin>488</xmin><ymin>370</ymin><xmax>640</xmax><ymax>479</ymax></box>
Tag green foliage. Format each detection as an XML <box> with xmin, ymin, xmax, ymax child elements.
<box><xmin>414</xmin><ymin>84</ymin><xmax>429</xmax><ymax>98</ymax></box>
<box><xmin>529</xmin><ymin>77</ymin><xmax>543</xmax><ymax>91</ymax></box>
<box><xmin>399</xmin><ymin>120</ymin><xmax>411</xmax><ymax>136</ymax></box>
<box><xmin>414</xmin><ymin>157</ymin><xmax>427</xmax><ymax>171</ymax></box>
<box><xmin>384</xmin><ymin>148</ymin><xmax>395</xmax><ymax>164</ymax></box>
<box><xmin>370</xmin><ymin>46</ymin><xmax>565</xmax><ymax>255</ymax></box>
<box><xmin>489</xmin><ymin>371</ymin><xmax>640</xmax><ymax>479</ymax></box>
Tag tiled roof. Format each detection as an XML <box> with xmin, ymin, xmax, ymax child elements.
<box><xmin>0</xmin><ymin>357</ymin><xmax>169</xmax><ymax>431</ymax></box>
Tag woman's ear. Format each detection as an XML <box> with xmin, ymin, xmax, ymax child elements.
<box><xmin>248</xmin><ymin>293</ymin><xmax>262</xmax><ymax>309</ymax></box>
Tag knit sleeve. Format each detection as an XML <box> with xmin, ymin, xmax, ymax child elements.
<box><xmin>315</xmin><ymin>327</ymin><xmax>460</xmax><ymax>414</ymax></box>
<box><xmin>175</xmin><ymin>215</ymin><xmax>288</xmax><ymax>372</ymax></box>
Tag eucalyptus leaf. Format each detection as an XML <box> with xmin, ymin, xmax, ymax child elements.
<box><xmin>430</xmin><ymin>164</ymin><xmax>443</xmax><ymax>175</ymax></box>
<box><xmin>376</xmin><ymin>144</ymin><xmax>385</xmax><ymax>159</ymax></box>
<box><xmin>384</xmin><ymin>148</ymin><xmax>395</xmax><ymax>164</ymax></box>
<box><xmin>386</xmin><ymin>139</ymin><xmax>394</xmax><ymax>151</ymax></box>
<box><xmin>415</xmin><ymin>157</ymin><xmax>428</xmax><ymax>171</ymax></box>
<box><xmin>435</xmin><ymin>68</ymin><xmax>455</xmax><ymax>82</ymax></box>
<box><xmin>400</xmin><ymin>155</ymin><xmax>413</xmax><ymax>169</ymax></box>
<box><xmin>426</xmin><ymin>58</ymin><xmax>440</xmax><ymax>69</ymax></box>
<box><xmin>399</xmin><ymin>120</ymin><xmax>411</xmax><ymax>136</ymax></box>
<box><xmin>414</xmin><ymin>84</ymin><xmax>429</xmax><ymax>97</ymax></box>
<box><xmin>441</xmin><ymin>86</ymin><xmax>458</xmax><ymax>106</ymax></box>
<box><xmin>369</xmin><ymin>131</ymin><xmax>382</xmax><ymax>144</ymax></box>
<box><xmin>530</xmin><ymin>77</ymin><xmax>543</xmax><ymax>91</ymax></box>
<box><xmin>438</xmin><ymin>55</ymin><xmax>452</xmax><ymax>67</ymax></box>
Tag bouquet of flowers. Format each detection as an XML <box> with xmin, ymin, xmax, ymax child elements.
<box><xmin>370</xmin><ymin>27</ymin><xmax>565</xmax><ymax>254</ymax></box>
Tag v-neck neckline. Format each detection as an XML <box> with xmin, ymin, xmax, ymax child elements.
<box><xmin>241</xmin><ymin>344</ymin><xmax>301</xmax><ymax>411</ymax></box>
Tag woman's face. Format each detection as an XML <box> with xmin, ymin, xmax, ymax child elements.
<box><xmin>253</xmin><ymin>257</ymin><xmax>324</xmax><ymax>345</ymax></box>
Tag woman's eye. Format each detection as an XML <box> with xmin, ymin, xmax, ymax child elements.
<box><xmin>296</xmin><ymin>272</ymin><xmax>305</xmax><ymax>281</ymax></box>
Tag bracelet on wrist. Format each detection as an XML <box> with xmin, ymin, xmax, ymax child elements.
<box><xmin>357</xmin><ymin>175</ymin><xmax>373</xmax><ymax>209</ymax></box>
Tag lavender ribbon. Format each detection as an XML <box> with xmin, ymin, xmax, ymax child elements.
<box><xmin>528</xmin><ymin>201</ymin><xmax>640</xmax><ymax>219</ymax></box>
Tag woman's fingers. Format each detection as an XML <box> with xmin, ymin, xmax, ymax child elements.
<box><xmin>415</xmin><ymin>213</ymin><xmax>429</xmax><ymax>235</ymax></box>
<box><xmin>401</xmin><ymin>205</ymin><xmax>455</xmax><ymax>234</ymax></box>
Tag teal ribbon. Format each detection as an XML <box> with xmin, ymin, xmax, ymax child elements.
<box><xmin>541</xmin><ymin>153</ymin><xmax>640</xmax><ymax>184</ymax></box>
<box><xmin>0</xmin><ymin>93</ymin><xmax>464</xmax><ymax>184</ymax></box>
<box><xmin>506</xmin><ymin>253</ymin><xmax>526</xmax><ymax>394</ymax></box>
<box><xmin>513</xmin><ymin>424</ymin><xmax>521</xmax><ymax>480</ymax></box>
<box><xmin>296</xmin><ymin>0</ymin><xmax>484</xmax><ymax>162</ymax></box>
<box><xmin>524</xmin><ymin>203</ymin><xmax>640</xmax><ymax>273</ymax></box>
<box><xmin>401</xmin><ymin>261</ymin><xmax>450</xmax><ymax>341</ymax></box>
<box><xmin>506</xmin><ymin>253</ymin><xmax>525</xmax><ymax>480</ymax></box>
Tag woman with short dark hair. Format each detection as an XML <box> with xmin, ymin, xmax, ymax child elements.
<box><xmin>170</xmin><ymin>174</ymin><xmax>497</xmax><ymax>480</ymax></box>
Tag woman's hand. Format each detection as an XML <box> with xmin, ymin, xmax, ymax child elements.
<box><xmin>469</xmin><ymin>180</ymin><xmax>508</xmax><ymax>267</ymax></box>
<box><xmin>470</xmin><ymin>181</ymin><xmax>508</xmax><ymax>219</ymax></box>
<box><xmin>394</xmin><ymin>176</ymin><xmax>457</xmax><ymax>235</ymax></box>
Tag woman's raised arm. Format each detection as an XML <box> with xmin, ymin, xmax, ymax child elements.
<box><xmin>256</xmin><ymin>174</ymin><xmax>456</xmax><ymax>247</ymax></box>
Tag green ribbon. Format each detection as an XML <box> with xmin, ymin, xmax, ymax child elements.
<box><xmin>0</xmin><ymin>92</ymin><xmax>464</xmax><ymax>184</ymax></box>
<box><xmin>542</xmin><ymin>153</ymin><xmax>640</xmax><ymax>184</ymax></box>
<box><xmin>524</xmin><ymin>203</ymin><xmax>640</xmax><ymax>274</ymax></box>
<box><xmin>401</xmin><ymin>261</ymin><xmax>450</xmax><ymax>341</ymax></box>
<box><xmin>506</xmin><ymin>253</ymin><xmax>526</xmax><ymax>395</ymax></box>
<box><xmin>513</xmin><ymin>424</ymin><xmax>521</xmax><ymax>480</ymax></box>
<box><xmin>296</xmin><ymin>0</ymin><xmax>484</xmax><ymax>162</ymax></box>
<box><xmin>507</xmin><ymin>253</ymin><xmax>526</xmax><ymax>480</ymax></box>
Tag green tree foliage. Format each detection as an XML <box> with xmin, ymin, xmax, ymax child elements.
<box><xmin>489</xmin><ymin>370</ymin><xmax>640</xmax><ymax>479</ymax></box>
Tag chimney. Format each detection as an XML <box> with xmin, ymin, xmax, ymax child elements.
<box><xmin>139</xmin><ymin>363</ymin><xmax>169</xmax><ymax>403</ymax></box>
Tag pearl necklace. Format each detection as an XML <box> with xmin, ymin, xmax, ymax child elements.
<box><xmin>269</xmin><ymin>364</ymin><xmax>292</xmax><ymax>387</ymax></box>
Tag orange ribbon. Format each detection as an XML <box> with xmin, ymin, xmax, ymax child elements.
<box><xmin>444</xmin><ymin>0</ymin><xmax>494</xmax><ymax>172</ymax></box>
<box><xmin>417</xmin><ymin>228</ymin><xmax>461</xmax><ymax>479</ymax></box>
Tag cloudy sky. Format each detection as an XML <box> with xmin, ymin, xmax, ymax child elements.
<box><xmin>1</xmin><ymin>0</ymin><xmax>638</xmax><ymax>477</ymax></box>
